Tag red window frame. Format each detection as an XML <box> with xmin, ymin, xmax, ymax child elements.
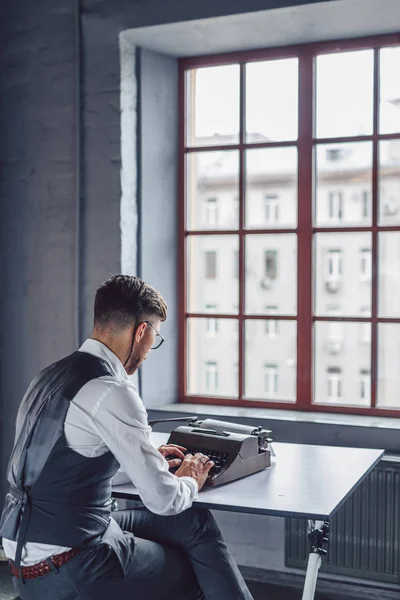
<box><xmin>178</xmin><ymin>34</ymin><xmax>400</xmax><ymax>417</ymax></box>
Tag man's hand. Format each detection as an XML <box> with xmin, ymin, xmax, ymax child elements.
<box><xmin>174</xmin><ymin>453</ymin><xmax>215</xmax><ymax>491</ymax></box>
<box><xmin>158</xmin><ymin>444</ymin><xmax>186</xmax><ymax>470</ymax></box>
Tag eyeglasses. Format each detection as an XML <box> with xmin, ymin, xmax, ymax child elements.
<box><xmin>140</xmin><ymin>320</ymin><xmax>165</xmax><ymax>350</ymax></box>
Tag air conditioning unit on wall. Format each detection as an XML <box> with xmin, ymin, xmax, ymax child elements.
<box><xmin>325</xmin><ymin>279</ymin><xmax>341</xmax><ymax>293</ymax></box>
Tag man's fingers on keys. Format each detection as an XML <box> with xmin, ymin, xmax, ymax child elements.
<box><xmin>204</xmin><ymin>460</ymin><xmax>215</xmax><ymax>473</ymax></box>
<box><xmin>167</xmin><ymin>458</ymin><xmax>182</xmax><ymax>469</ymax></box>
<box><xmin>194</xmin><ymin>453</ymin><xmax>213</xmax><ymax>467</ymax></box>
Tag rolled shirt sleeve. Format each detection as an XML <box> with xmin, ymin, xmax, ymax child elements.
<box><xmin>90</xmin><ymin>379</ymin><xmax>198</xmax><ymax>515</ymax></box>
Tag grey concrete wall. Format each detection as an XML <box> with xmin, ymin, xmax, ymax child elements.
<box><xmin>0</xmin><ymin>1</ymin><xmax>77</xmax><ymax>504</ymax></box>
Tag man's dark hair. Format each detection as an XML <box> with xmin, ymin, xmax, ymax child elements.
<box><xmin>94</xmin><ymin>275</ymin><xmax>167</xmax><ymax>331</ymax></box>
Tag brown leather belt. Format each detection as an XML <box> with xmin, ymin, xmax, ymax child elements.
<box><xmin>9</xmin><ymin>547</ymin><xmax>82</xmax><ymax>580</ymax></box>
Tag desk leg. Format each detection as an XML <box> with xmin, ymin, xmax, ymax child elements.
<box><xmin>301</xmin><ymin>520</ymin><xmax>329</xmax><ymax>600</ymax></box>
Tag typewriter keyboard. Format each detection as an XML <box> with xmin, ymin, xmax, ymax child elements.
<box><xmin>184</xmin><ymin>447</ymin><xmax>229</xmax><ymax>474</ymax></box>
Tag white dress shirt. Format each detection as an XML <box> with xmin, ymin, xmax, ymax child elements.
<box><xmin>3</xmin><ymin>339</ymin><xmax>198</xmax><ymax>565</ymax></box>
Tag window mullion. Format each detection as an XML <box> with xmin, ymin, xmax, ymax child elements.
<box><xmin>296</xmin><ymin>50</ymin><xmax>314</xmax><ymax>409</ymax></box>
<box><xmin>371</xmin><ymin>48</ymin><xmax>380</xmax><ymax>408</ymax></box>
<box><xmin>238</xmin><ymin>63</ymin><xmax>246</xmax><ymax>400</ymax></box>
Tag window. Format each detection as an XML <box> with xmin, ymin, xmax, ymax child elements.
<box><xmin>326</xmin><ymin>147</ymin><xmax>345</xmax><ymax>161</ymax></box>
<box><xmin>264</xmin><ymin>364</ymin><xmax>278</xmax><ymax>396</ymax></box>
<box><xmin>264</xmin><ymin>250</ymin><xmax>278</xmax><ymax>280</ymax></box>
<box><xmin>361</xmin><ymin>190</ymin><xmax>369</xmax><ymax>219</ymax></box>
<box><xmin>360</xmin><ymin>248</ymin><xmax>372</xmax><ymax>281</ymax></box>
<box><xmin>181</xmin><ymin>36</ymin><xmax>400</xmax><ymax>416</ymax></box>
<box><xmin>325</xmin><ymin>249</ymin><xmax>343</xmax><ymax>281</ymax></box>
<box><xmin>360</xmin><ymin>369</ymin><xmax>371</xmax><ymax>400</ymax></box>
<box><xmin>327</xmin><ymin>306</ymin><xmax>343</xmax><ymax>341</ymax></box>
<box><xmin>327</xmin><ymin>367</ymin><xmax>342</xmax><ymax>400</ymax></box>
<box><xmin>205</xmin><ymin>362</ymin><xmax>219</xmax><ymax>393</ymax></box>
<box><xmin>233</xmin><ymin>250</ymin><xmax>239</xmax><ymax>278</ymax></box>
<box><xmin>204</xmin><ymin>251</ymin><xmax>217</xmax><ymax>279</ymax></box>
<box><xmin>205</xmin><ymin>197</ymin><xmax>218</xmax><ymax>226</ymax></box>
<box><xmin>205</xmin><ymin>304</ymin><xmax>218</xmax><ymax>335</ymax></box>
<box><xmin>360</xmin><ymin>306</ymin><xmax>371</xmax><ymax>343</ymax></box>
<box><xmin>328</xmin><ymin>192</ymin><xmax>343</xmax><ymax>221</ymax></box>
<box><xmin>264</xmin><ymin>195</ymin><xmax>279</xmax><ymax>224</ymax></box>
<box><xmin>265</xmin><ymin>306</ymin><xmax>279</xmax><ymax>337</ymax></box>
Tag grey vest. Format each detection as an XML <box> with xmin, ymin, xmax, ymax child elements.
<box><xmin>0</xmin><ymin>351</ymin><xmax>134</xmax><ymax>580</ymax></box>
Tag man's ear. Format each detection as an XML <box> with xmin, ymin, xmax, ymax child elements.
<box><xmin>135</xmin><ymin>322</ymin><xmax>147</xmax><ymax>342</ymax></box>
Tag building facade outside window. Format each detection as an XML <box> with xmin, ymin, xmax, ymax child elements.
<box><xmin>181</xmin><ymin>34</ymin><xmax>400</xmax><ymax>416</ymax></box>
<box><xmin>205</xmin><ymin>361</ymin><xmax>219</xmax><ymax>393</ymax></box>
<box><xmin>204</xmin><ymin>250</ymin><xmax>217</xmax><ymax>279</ymax></box>
<box><xmin>205</xmin><ymin>197</ymin><xmax>218</xmax><ymax>226</ymax></box>
<box><xmin>328</xmin><ymin>191</ymin><xmax>344</xmax><ymax>221</ymax></box>
<box><xmin>265</xmin><ymin>306</ymin><xmax>279</xmax><ymax>337</ymax></box>
<box><xmin>325</xmin><ymin>249</ymin><xmax>343</xmax><ymax>281</ymax></box>
<box><xmin>264</xmin><ymin>194</ymin><xmax>279</xmax><ymax>224</ymax></box>
<box><xmin>327</xmin><ymin>367</ymin><xmax>342</xmax><ymax>400</ymax></box>
<box><xmin>205</xmin><ymin>304</ymin><xmax>218</xmax><ymax>335</ymax></box>
<box><xmin>264</xmin><ymin>364</ymin><xmax>278</xmax><ymax>397</ymax></box>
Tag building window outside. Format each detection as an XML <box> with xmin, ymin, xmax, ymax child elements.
<box><xmin>181</xmin><ymin>35</ymin><xmax>400</xmax><ymax>416</ymax></box>
<box><xmin>205</xmin><ymin>361</ymin><xmax>219</xmax><ymax>393</ymax></box>
<box><xmin>361</xmin><ymin>190</ymin><xmax>369</xmax><ymax>219</ymax></box>
<box><xmin>327</xmin><ymin>367</ymin><xmax>342</xmax><ymax>400</ymax></box>
<box><xmin>265</xmin><ymin>305</ymin><xmax>279</xmax><ymax>337</ymax></box>
<box><xmin>264</xmin><ymin>250</ymin><xmax>278</xmax><ymax>280</ymax></box>
<box><xmin>360</xmin><ymin>369</ymin><xmax>371</xmax><ymax>400</ymax></box>
<box><xmin>360</xmin><ymin>248</ymin><xmax>372</xmax><ymax>281</ymax></box>
<box><xmin>205</xmin><ymin>304</ymin><xmax>218</xmax><ymax>335</ymax></box>
<box><xmin>204</xmin><ymin>251</ymin><xmax>217</xmax><ymax>279</ymax></box>
<box><xmin>264</xmin><ymin>195</ymin><xmax>279</xmax><ymax>224</ymax></box>
<box><xmin>327</xmin><ymin>306</ymin><xmax>343</xmax><ymax>341</ymax></box>
<box><xmin>205</xmin><ymin>197</ymin><xmax>218</xmax><ymax>226</ymax></box>
<box><xmin>264</xmin><ymin>364</ymin><xmax>278</xmax><ymax>397</ymax></box>
<box><xmin>360</xmin><ymin>306</ymin><xmax>371</xmax><ymax>343</ymax></box>
<box><xmin>328</xmin><ymin>191</ymin><xmax>343</xmax><ymax>221</ymax></box>
<box><xmin>325</xmin><ymin>249</ymin><xmax>343</xmax><ymax>281</ymax></box>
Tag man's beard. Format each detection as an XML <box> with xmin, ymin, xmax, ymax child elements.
<box><xmin>126</xmin><ymin>348</ymin><xmax>143</xmax><ymax>375</ymax></box>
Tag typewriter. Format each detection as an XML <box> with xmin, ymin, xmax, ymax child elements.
<box><xmin>151</xmin><ymin>417</ymin><xmax>273</xmax><ymax>487</ymax></box>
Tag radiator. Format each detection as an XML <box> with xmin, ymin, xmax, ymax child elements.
<box><xmin>285</xmin><ymin>456</ymin><xmax>400</xmax><ymax>584</ymax></box>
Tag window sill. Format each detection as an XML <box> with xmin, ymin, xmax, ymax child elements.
<box><xmin>148</xmin><ymin>401</ymin><xmax>400</xmax><ymax>430</ymax></box>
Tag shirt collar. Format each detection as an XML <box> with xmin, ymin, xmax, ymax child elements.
<box><xmin>78</xmin><ymin>339</ymin><xmax>128</xmax><ymax>380</ymax></box>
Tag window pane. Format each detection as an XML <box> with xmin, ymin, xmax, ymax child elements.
<box><xmin>187</xmin><ymin>65</ymin><xmax>240</xmax><ymax>147</ymax></box>
<box><xmin>314</xmin><ymin>322</ymin><xmax>371</xmax><ymax>407</ymax></box>
<box><xmin>246</xmin><ymin>58</ymin><xmax>298</xmax><ymax>142</ymax></box>
<box><xmin>378</xmin><ymin>232</ymin><xmax>400</xmax><ymax>317</ymax></box>
<box><xmin>377</xmin><ymin>323</ymin><xmax>400</xmax><ymax>409</ymax></box>
<box><xmin>186</xmin><ymin>151</ymin><xmax>239</xmax><ymax>230</ymax></box>
<box><xmin>187</xmin><ymin>235</ymin><xmax>239</xmax><ymax>314</ymax></box>
<box><xmin>245</xmin><ymin>234</ymin><xmax>297</xmax><ymax>315</ymax></box>
<box><xmin>187</xmin><ymin>318</ymin><xmax>238</xmax><ymax>397</ymax></box>
<box><xmin>245</xmin><ymin>320</ymin><xmax>296</xmax><ymax>401</ymax></box>
<box><xmin>379</xmin><ymin>140</ymin><xmax>400</xmax><ymax>226</ymax></box>
<box><xmin>316</xmin><ymin>50</ymin><xmax>374</xmax><ymax>138</ymax></box>
<box><xmin>380</xmin><ymin>47</ymin><xmax>400</xmax><ymax>134</ymax></box>
<box><xmin>245</xmin><ymin>148</ymin><xmax>298</xmax><ymax>229</ymax></box>
<box><xmin>315</xmin><ymin>232</ymin><xmax>372</xmax><ymax>317</ymax></box>
<box><xmin>314</xmin><ymin>143</ymin><xmax>372</xmax><ymax>227</ymax></box>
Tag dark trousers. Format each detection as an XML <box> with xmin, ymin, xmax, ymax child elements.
<box><xmin>13</xmin><ymin>506</ymin><xmax>254</xmax><ymax>600</ymax></box>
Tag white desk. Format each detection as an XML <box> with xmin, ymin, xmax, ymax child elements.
<box><xmin>112</xmin><ymin>432</ymin><xmax>384</xmax><ymax>600</ymax></box>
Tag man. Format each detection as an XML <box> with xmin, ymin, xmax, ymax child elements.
<box><xmin>0</xmin><ymin>275</ymin><xmax>253</xmax><ymax>600</ymax></box>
